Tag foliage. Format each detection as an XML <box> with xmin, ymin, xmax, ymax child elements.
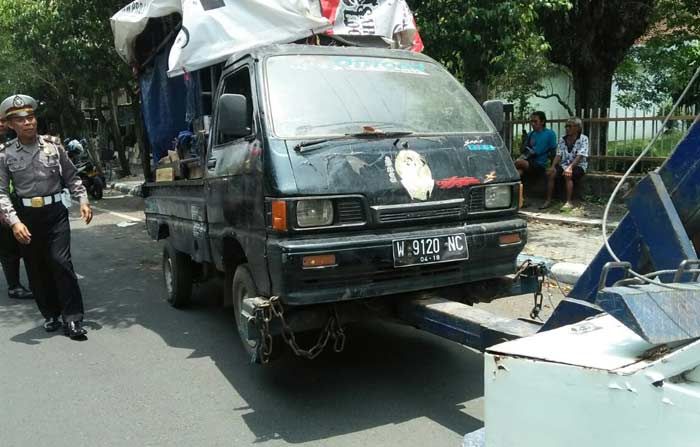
<box><xmin>407</xmin><ymin>0</ymin><xmax>569</xmax><ymax>103</ymax></box>
<box><xmin>607</xmin><ymin>130</ymin><xmax>684</xmax><ymax>158</ymax></box>
<box><xmin>540</xmin><ymin>0</ymin><xmax>657</xmax><ymax>114</ymax></box>
<box><xmin>0</xmin><ymin>0</ymin><xmax>133</xmax><ymax>134</ymax></box>
<box><xmin>614</xmin><ymin>0</ymin><xmax>700</xmax><ymax>110</ymax></box>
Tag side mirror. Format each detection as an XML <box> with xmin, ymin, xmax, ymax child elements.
<box><xmin>483</xmin><ymin>100</ymin><xmax>504</xmax><ymax>134</ymax></box>
<box><xmin>217</xmin><ymin>94</ymin><xmax>250</xmax><ymax>139</ymax></box>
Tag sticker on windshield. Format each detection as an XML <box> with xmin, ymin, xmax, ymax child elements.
<box><xmin>466</xmin><ymin>144</ymin><xmax>496</xmax><ymax>151</ymax></box>
<box><xmin>394</xmin><ymin>149</ymin><xmax>434</xmax><ymax>201</ymax></box>
<box><xmin>484</xmin><ymin>171</ymin><xmax>497</xmax><ymax>183</ymax></box>
<box><xmin>334</xmin><ymin>58</ymin><xmax>429</xmax><ymax>75</ymax></box>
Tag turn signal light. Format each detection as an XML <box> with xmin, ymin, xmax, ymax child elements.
<box><xmin>499</xmin><ymin>233</ymin><xmax>521</xmax><ymax>246</ymax></box>
<box><xmin>302</xmin><ymin>254</ymin><xmax>337</xmax><ymax>269</ymax></box>
<box><xmin>271</xmin><ymin>200</ymin><xmax>287</xmax><ymax>231</ymax></box>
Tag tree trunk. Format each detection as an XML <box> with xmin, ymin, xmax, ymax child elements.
<box><xmin>463</xmin><ymin>51</ymin><xmax>488</xmax><ymax>103</ymax></box>
<box><xmin>573</xmin><ymin>65</ymin><xmax>613</xmax><ymax>155</ymax></box>
<box><xmin>109</xmin><ymin>90</ymin><xmax>131</xmax><ymax>177</ymax></box>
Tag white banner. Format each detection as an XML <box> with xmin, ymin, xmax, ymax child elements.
<box><xmin>111</xmin><ymin>0</ymin><xmax>181</xmax><ymax>63</ymax></box>
<box><xmin>322</xmin><ymin>0</ymin><xmax>423</xmax><ymax>51</ymax></box>
<box><xmin>167</xmin><ymin>0</ymin><xmax>330</xmax><ymax>76</ymax></box>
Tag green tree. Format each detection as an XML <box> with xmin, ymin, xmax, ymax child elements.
<box><xmin>614</xmin><ymin>0</ymin><xmax>700</xmax><ymax>110</ymax></box>
<box><xmin>0</xmin><ymin>0</ymin><xmax>137</xmax><ymax>175</ymax></box>
<box><xmin>540</xmin><ymin>0</ymin><xmax>657</xmax><ymax>114</ymax></box>
<box><xmin>407</xmin><ymin>0</ymin><xmax>569</xmax><ymax>104</ymax></box>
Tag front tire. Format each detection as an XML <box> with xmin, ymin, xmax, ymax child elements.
<box><xmin>232</xmin><ymin>264</ymin><xmax>283</xmax><ymax>363</ymax></box>
<box><xmin>162</xmin><ymin>242</ymin><xmax>193</xmax><ymax>308</ymax></box>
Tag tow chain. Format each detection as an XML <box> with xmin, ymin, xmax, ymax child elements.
<box><xmin>253</xmin><ymin>296</ymin><xmax>346</xmax><ymax>364</ymax></box>
<box><xmin>514</xmin><ymin>260</ymin><xmax>548</xmax><ymax>320</ymax></box>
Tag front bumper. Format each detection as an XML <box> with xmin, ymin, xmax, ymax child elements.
<box><xmin>267</xmin><ymin>218</ymin><xmax>527</xmax><ymax>306</ymax></box>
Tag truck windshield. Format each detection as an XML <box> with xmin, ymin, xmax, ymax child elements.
<box><xmin>265</xmin><ymin>54</ymin><xmax>493</xmax><ymax>139</ymax></box>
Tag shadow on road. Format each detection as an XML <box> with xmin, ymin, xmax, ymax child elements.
<box><xmin>1</xmin><ymin>200</ymin><xmax>485</xmax><ymax>443</ymax></box>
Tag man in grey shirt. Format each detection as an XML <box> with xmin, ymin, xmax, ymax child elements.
<box><xmin>0</xmin><ymin>119</ymin><xmax>32</xmax><ymax>300</ymax></box>
<box><xmin>0</xmin><ymin>94</ymin><xmax>93</xmax><ymax>339</ymax></box>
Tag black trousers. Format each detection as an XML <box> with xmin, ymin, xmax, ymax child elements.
<box><xmin>0</xmin><ymin>224</ymin><xmax>21</xmax><ymax>288</ymax></box>
<box><xmin>18</xmin><ymin>202</ymin><xmax>84</xmax><ymax>322</ymax></box>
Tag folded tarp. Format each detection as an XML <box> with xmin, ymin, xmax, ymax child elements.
<box><xmin>111</xmin><ymin>0</ymin><xmax>331</xmax><ymax>76</ymax></box>
<box><xmin>168</xmin><ymin>0</ymin><xmax>330</xmax><ymax>76</ymax></box>
<box><xmin>111</xmin><ymin>0</ymin><xmax>181</xmax><ymax>64</ymax></box>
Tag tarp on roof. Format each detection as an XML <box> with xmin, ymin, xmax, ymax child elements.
<box><xmin>167</xmin><ymin>0</ymin><xmax>330</xmax><ymax>76</ymax></box>
<box><xmin>111</xmin><ymin>0</ymin><xmax>331</xmax><ymax>74</ymax></box>
<box><xmin>111</xmin><ymin>0</ymin><xmax>422</xmax><ymax>77</ymax></box>
<box><xmin>111</xmin><ymin>0</ymin><xmax>181</xmax><ymax>64</ymax></box>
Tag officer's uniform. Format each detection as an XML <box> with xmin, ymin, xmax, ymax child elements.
<box><xmin>0</xmin><ymin>127</ymin><xmax>32</xmax><ymax>299</ymax></box>
<box><xmin>0</xmin><ymin>95</ymin><xmax>89</xmax><ymax>337</ymax></box>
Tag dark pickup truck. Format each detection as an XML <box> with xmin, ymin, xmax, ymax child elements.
<box><xmin>143</xmin><ymin>44</ymin><xmax>527</xmax><ymax>362</ymax></box>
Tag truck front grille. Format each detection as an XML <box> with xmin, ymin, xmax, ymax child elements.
<box><xmin>336</xmin><ymin>198</ymin><xmax>366</xmax><ymax>224</ymax></box>
<box><xmin>468</xmin><ymin>187</ymin><xmax>485</xmax><ymax>213</ymax></box>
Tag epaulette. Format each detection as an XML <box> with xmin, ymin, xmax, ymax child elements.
<box><xmin>0</xmin><ymin>137</ymin><xmax>17</xmax><ymax>152</ymax></box>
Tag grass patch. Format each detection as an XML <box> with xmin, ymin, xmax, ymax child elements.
<box><xmin>607</xmin><ymin>131</ymin><xmax>684</xmax><ymax>158</ymax></box>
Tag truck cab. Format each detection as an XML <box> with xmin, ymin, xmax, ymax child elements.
<box><xmin>143</xmin><ymin>44</ymin><xmax>527</xmax><ymax>360</ymax></box>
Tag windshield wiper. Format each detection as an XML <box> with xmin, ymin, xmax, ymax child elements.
<box><xmin>294</xmin><ymin>131</ymin><xmax>413</xmax><ymax>153</ymax></box>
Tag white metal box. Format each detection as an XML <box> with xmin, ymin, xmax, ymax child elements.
<box><xmin>483</xmin><ymin>314</ymin><xmax>700</xmax><ymax>447</ymax></box>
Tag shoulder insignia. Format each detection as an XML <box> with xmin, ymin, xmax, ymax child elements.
<box><xmin>0</xmin><ymin>138</ymin><xmax>17</xmax><ymax>152</ymax></box>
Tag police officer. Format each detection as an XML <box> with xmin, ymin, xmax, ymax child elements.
<box><xmin>0</xmin><ymin>118</ymin><xmax>32</xmax><ymax>299</ymax></box>
<box><xmin>0</xmin><ymin>95</ymin><xmax>93</xmax><ymax>339</ymax></box>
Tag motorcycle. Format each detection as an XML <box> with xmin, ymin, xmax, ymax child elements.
<box><xmin>75</xmin><ymin>159</ymin><xmax>105</xmax><ymax>200</ymax></box>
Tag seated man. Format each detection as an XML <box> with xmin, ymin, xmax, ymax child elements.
<box><xmin>540</xmin><ymin>117</ymin><xmax>589</xmax><ymax>210</ymax></box>
<box><xmin>515</xmin><ymin>111</ymin><xmax>557</xmax><ymax>184</ymax></box>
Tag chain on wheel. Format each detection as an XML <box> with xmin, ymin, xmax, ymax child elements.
<box><xmin>253</xmin><ymin>296</ymin><xmax>347</xmax><ymax>363</ymax></box>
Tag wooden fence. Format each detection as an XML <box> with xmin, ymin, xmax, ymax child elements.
<box><xmin>504</xmin><ymin>105</ymin><xmax>698</xmax><ymax>172</ymax></box>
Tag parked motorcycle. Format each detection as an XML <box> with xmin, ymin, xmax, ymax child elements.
<box><xmin>75</xmin><ymin>159</ymin><xmax>105</xmax><ymax>200</ymax></box>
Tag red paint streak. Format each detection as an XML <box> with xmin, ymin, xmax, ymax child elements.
<box><xmin>320</xmin><ymin>0</ymin><xmax>340</xmax><ymax>25</ymax></box>
<box><xmin>435</xmin><ymin>176</ymin><xmax>481</xmax><ymax>189</ymax></box>
<box><xmin>411</xmin><ymin>18</ymin><xmax>424</xmax><ymax>52</ymax></box>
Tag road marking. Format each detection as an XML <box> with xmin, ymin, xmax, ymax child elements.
<box><xmin>93</xmin><ymin>205</ymin><xmax>144</xmax><ymax>222</ymax></box>
<box><xmin>73</xmin><ymin>200</ymin><xmax>144</xmax><ymax>222</ymax></box>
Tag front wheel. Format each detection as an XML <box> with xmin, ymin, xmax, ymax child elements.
<box><xmin>162</xmin><ymin>242</ymin><xmax>193</xmax><ymax>308</ymax></box>
<box><xmin>232</xmin><ymin>264</ymin><xmax>283</xmax><ymax>363</ymax></box>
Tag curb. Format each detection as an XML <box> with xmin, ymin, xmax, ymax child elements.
<box><xmin>517</xmin><ymin>254</ymin><xmax>587</xmax><ymax>286</ymax></box>
<box><xmin>519</xmin><ymin>210</ymin><xmax>620</xmax><ymax>229</ymax></box>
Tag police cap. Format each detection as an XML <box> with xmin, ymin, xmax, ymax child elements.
<box><xmin>0</xmin><ymin>94</ymin><xmax>37</xmax><ymax>120</ymax></box>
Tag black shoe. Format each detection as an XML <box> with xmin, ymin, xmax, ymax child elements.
<box><xmin>43</xmin><ymin>317</ymin><xmax>62</xmax><ymax>332</ymax></box>
<box><xmin>8</xmin><ymin>285</ymin><xmax>33</xmax><ymax>300</ymax></box>
<box><xmin>64</xmin><ymin>321</ymin><xmax>87</xmax><ymax>339</ymax></box>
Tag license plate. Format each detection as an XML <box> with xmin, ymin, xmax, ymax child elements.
<box><xmin>392</xmin><ymin>233</ymin><xmax>468</xmax><ymax>267</ymax></box>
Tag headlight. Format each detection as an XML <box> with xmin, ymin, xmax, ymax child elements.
<box><xmin>296</xmin><ymin>199</ymin><xmax>334</xmax><ymax>227</ymax></box>
<box><xmin>485</xmin><ymin>185</ymin><xmax>511</xmax><ymax>209</ymax></box>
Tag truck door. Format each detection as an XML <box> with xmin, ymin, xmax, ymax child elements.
<box><xmin>205</xmin><ymin>62</ymin><xmax>267</xmax><ymax>288</ymax></box>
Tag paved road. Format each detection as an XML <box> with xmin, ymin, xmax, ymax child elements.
<box><xmin>1</xmin><ymin>192</ymin><xmax>507</xmax><ymax>447</ymax></box>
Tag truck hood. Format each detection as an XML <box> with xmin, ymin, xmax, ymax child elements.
<box><xmin>284</xmin><ymin>134</ymin><xmax>518</xmax><ymax>206</ymax></box>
